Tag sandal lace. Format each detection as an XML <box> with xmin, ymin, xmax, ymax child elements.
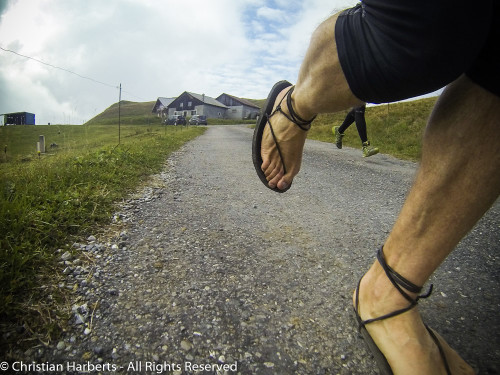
<box><xmin>267</xmin><ymin>86</ymin><xmax>316</xmax><ymax>131</ymax></box>
<box><xmin>357</xmin><ymin>246</ymin><xmax>433</xmax><ymax>328</ymax></box>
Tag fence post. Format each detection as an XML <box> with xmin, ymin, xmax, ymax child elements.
<box><xmin>39</xmin><ymin>135</ymin><xmax>45</xmax><ymax>153</ymax></box>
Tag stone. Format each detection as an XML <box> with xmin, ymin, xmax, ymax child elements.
<box><xmin>61</xmin><ymin>251</ymin><xmax>73</xmax><ymax>261</ymax></box>
<box><xmin>180</xmin><ymin>340</ymin><xmax>192</xmax><ymax>351</ymax></box>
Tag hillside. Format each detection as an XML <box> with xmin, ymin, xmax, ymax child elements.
<box><xmin>86</xmin><ymin>100</ymin><xmax>158</xmax><ymax>125</ymax></box>
<box><xmin>245</xmin><ymin>98</ymin><xmax>265</xmax><ymax>108</ymax></box>
<box><xmin>308</xmin><ymin>97</ymin><xmax>438</xmax><ymax>160</ymax></box>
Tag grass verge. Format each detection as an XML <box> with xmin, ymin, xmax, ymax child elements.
<box><xmin>0</xmin><ymin>124</ymin><xmax>205</xmax><ymax>351</ymax></box>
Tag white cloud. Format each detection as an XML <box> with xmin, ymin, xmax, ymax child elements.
<box><xmin>256</xmin><ymin>6</ymin><xmax>287</xmax><ymax>22</ymax></box>
<box><xmin>0</xmin><ymin>0</ymin><xmax>358</xmax><ymax>125</ymax></box>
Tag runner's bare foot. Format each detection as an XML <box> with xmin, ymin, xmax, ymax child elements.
<box><xmin>260</xmin><ymin>87</ymin><xmax>313</xmax><ymax>190</ymax></box>
<box><xmin>354</xmin><ymin>262</ymin><xmax>475</xmax><ymax>375</ymax></box>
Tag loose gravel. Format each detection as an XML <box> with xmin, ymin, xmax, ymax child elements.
<box><xmin>14</xmin><ymin>125</ymin><xmax>500</xmax><ymax>374</ymax></box>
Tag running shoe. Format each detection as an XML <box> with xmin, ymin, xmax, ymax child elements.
<box><xmin>333</xmin><ymin>126</ymin><xmax>344</xmax><ymax>149</ymax></box>
<box><xmin>362</xmin><ymin>141</ymin><xmax>379</xmax><ymax>157</ymax></box>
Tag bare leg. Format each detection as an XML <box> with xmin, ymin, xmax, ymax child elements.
<box><xmin>356</xmin><ymin>75</ymin><xmax>500</xmax><ymax>374</ymax></box>
<box><xmin>260</xmin><ymin>12</ymin><xmax>362</xmax><ymax>190</ymax></box>
<box><xmin>258</xmin><ymin>3</ymin><xmax>499</xmax><ymax>373</ymax></box>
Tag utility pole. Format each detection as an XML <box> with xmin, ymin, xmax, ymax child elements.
<box><xmin>118</xmin><ymin>83</ymin><xmax>122</xmax><ymax>144</ymax></box>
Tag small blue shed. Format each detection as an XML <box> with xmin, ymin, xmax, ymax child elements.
<box><xmin>3</xmin><ymin>112</ymin><xmax>36</xmax><ymax>125</ymax></box>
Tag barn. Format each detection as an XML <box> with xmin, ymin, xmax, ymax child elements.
<box><xmin>152</xmin><ymin>91</ymin><xmax>262</xmax><ymax>120</ymax></box>
<box><xmin>167</xmin><ymin>92</ymin><xmax>228</xmax><ymax>119</ymax></box>
<box><xmin>152</xmin><ymin>97</ymin><xmax>176</xmax><ymax>119</ymax></box>
<box><xmin>216</xmin><ymin>94</ymin><xmax>260</xmax><ymax>119</ymax></box>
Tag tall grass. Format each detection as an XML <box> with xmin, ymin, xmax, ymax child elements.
<box><xmin>0</xmin><ymin>124</ymin><xmax>205</xmax><ymax>346</ymax></box>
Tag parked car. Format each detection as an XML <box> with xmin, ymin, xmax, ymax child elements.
<box><xmin>189</xmin><ymin>115</ymin><xmax>208</xmax><ymax>125</ymax></box>
<box><xmin>164</xmin><ymin>115</ymin><xmax>186</xmax><ymax>125</ymax></box>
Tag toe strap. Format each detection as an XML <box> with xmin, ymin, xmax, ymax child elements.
<box><xmin>265</xmin><ymin>119</ymin><xmax>287</xmax><ymax>175</ymax></box>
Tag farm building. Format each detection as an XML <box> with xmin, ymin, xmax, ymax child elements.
<box><xmin>3</xmin><ymin>112</ymin><xmax>36</xmax><ymax>125</ymax></box>
<box><xmin>153</xmin><ymin>91</ymin><xmax>262</xmax><ymax>120</ymax></box>
<box><xmin>167</xmin><ymin>92</ymin><xmax>228</xmax><ymax>119</ymax></box>
<box><xmin>216</xmin><ymin>94</ymin><xmax>260</xmax><ymax>119</ymax></box>
<box><xmin>152</xmin><ymin>97</ymin><xmax>176</xmax><ymax>119</ymax></box>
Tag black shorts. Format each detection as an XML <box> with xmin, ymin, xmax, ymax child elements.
<box><xmin>335</xmin><ymin>0</ymin><xmax>500</xmax><ymax>103</ymax></box>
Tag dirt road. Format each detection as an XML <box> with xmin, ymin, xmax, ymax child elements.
<box><xmin>37</xmin><ymin>125</ymin><xmax>499</xmax><ymax>374</ymax></box>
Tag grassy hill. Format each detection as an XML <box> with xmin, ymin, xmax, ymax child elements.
<box><xmin>86</xmin><ymin>100</ymin><xmax>158</xmax><ymax>125</ymax></box>
<box><xmin>245</xmin><ymin>98</ymin><xmax>266</xmax><ymax>109</ymax></box>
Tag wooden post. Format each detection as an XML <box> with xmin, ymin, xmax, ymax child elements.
<box><xmin>38</xmin><ymin>135</ymin><xmax>45</xmax><ymax>153</ymax></box>
<box><xmin>118</xmin><ymin>83</ymin><xmax>121</xmax><ymax>145</ymax></box>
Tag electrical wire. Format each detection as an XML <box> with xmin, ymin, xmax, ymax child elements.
<box><xmin>0</xmin><ymin>45</ymin><xmax>144</xmax><ymax>100</ymax></box>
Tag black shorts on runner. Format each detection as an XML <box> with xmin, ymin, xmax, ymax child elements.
<box><xmin>335</xmin><ymin>0</ymin><xmax>500</xmax><ymax>103</ymax></box>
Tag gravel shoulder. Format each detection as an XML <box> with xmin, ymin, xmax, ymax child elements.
<box><xmin>26</xmin><ymin>125</ymin><xmax>500</xmax><ymax>374</ymax></box>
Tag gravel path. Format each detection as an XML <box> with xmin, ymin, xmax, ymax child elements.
<box><xmin>34</xmin><ymin>125</ymin><xmax>499</xmax><ymax>374</ymax></box>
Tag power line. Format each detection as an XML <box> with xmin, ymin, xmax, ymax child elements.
<box><xmin>1</xmin><ymin>45</ymin><xmax>117</xmax><ymax>88</ymax></box>
<box><xmin>0</xmin><ymin>45</ymin><xmax>144</xmax><ymax>100</ymax></box>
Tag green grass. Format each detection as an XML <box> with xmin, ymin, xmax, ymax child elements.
<box><xmin>307</xmin><ymin>97</ymin><xmax>438</xmax><ymax>161</ymax></box>
<box><xmin>0</xmin><ymin>123</ymin><xmax>184</xmax><ymax>162</ymax></box>
<box><xmin>0</xmin><ymin>122</ymin><xmax>205</xmax><ymax>348</ymax></box>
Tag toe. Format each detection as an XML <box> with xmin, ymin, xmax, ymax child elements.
<box><xmin>261</xmin><ymin>158</ymin><xmax>271</xmax><ymax>173</ymax></box>
<box><xmin>267</xmin><ymin>165</ymin><xmax>284</xmax><ymax>189</ymax></box>
<box><xmin>277</xmin><ymin>176</ymin><xmax>291</xmax><ymax>190</ymax></box>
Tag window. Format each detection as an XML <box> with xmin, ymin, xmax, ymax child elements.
<box><xmin>188</xmin><ymin>101</ymin><xmax>192</xmax><ymax>107</ymax></box>
<box><xmin>180</xmin><ymin>102</ymin><xmax>184</xmax><ymax>108</ymax></box>
<box><xmin>191</xmin><ymin>110</ymin><xmax>197</xmax><ymax>115</ymax></box>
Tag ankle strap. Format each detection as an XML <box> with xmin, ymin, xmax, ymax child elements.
<box><xmin>268</xmin><ymin>86</ymin><xmax>316</xmax><ymax>131</ymax></box>
<box><xmin>377</xmin><ymin>246</ymin><xmax>433</xmax><ymax>304</ymax></box>
<box><xmin>286</xmin><ymin>86</ymin><xmax>316</xmax><ymax>130</ymax></box>
<box><xmin>356</xmin><ymin>247</ymin><xmax>434</xmax><ymax>328</ymax></box>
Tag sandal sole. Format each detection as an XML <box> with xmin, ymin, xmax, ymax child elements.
<box><xmin>352</xmin><ymin>308</ymin><xmax>394</xmax><ymax>375</ymax></box>
<box><xmin>252</xmin><ymin>80</ymin><xmax>292</xmax><ymax>193</ymax></box>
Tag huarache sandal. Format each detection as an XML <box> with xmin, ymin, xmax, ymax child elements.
<box><xmin>252</xmin><ymin>80</ymin><xmax>316</xmax><ymax>193</ymax></box>
<box><xmin>354</xmin><ymin>247</ymin><xmax>452</xmax><ymax>375</ymax></box>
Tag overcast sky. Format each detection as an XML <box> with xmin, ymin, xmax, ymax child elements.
<box><xmin>1</xmin><ymin>0</ymin><xmax>363</xmax><ymax>125</ymax></box>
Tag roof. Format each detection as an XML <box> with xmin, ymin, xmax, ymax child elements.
<box><xmin>2</xmin><ymin>111</ymin><xmax>35</xmax><ymax>115</ymax></box>
<box><xmin>186</xmin><ymin>92</ymin><xmax>228</xmax><ymax>109</ymax></box>
<box><xmin>219</xmin><ymin>93</ymin><xmax>260</xmax><ymax>109</ymax></box>
<box><xmin>152</xmin><ymin>97</ymin><xmax>176</xmax><ymax>113</ymax></box>
<box><xmin>158</xmin><ymin>97</ymin><xmax>176</xmax><ymax>107</ymax></box>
